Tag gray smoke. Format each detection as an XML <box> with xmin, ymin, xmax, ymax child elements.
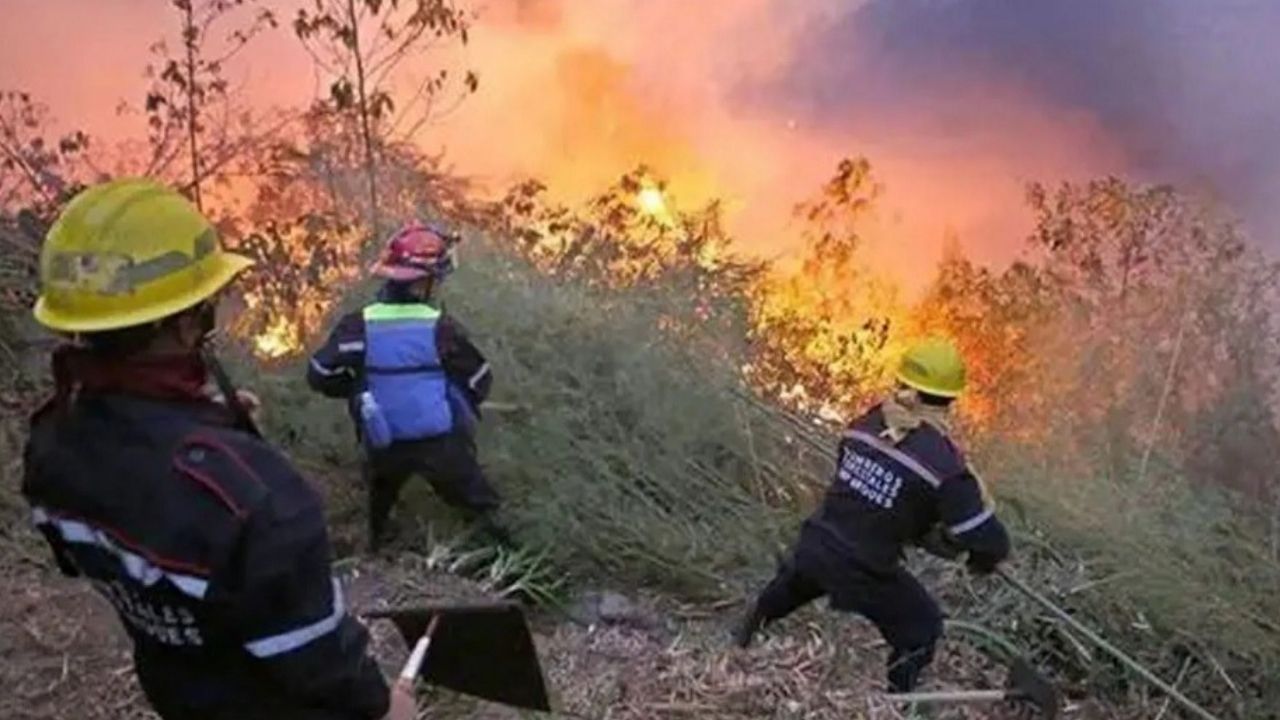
<box><xmin>771</xmin><ymin>0</ymin><xmax>1280</xmax><ymax>244</ymax></box>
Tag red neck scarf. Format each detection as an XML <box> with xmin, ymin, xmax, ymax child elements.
<box><xmin>51</xmin><ymin>346</ymin><xmax>210</xmax><ymax>404</ymax></box>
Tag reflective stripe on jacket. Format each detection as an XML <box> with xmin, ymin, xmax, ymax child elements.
<box><xmin>23</xmin><ymin>392</ymin><xmax>389</xmax><ymax>720</ymax></box>
<box><xmin>806</xmin><ymin>404</ymin><xmax>1009</xmax><ymax>573</ymax></box>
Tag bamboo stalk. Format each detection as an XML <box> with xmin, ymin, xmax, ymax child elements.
<box><xmin>1154</xmin><ymin>657</ymin><xmax>1195</xmax><ymax>720</ymax></box>
<box><xmin>998</xmin><ymin>568</ymin><xmax>1222</xmax><ymax>720</ymax></box>
<box><xmin>943</xmin><ymin>619</ymin><xmax>1024</xmax><ymax>661</ymax></box>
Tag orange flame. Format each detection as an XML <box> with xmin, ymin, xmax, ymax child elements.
<box><xmin>253</xmin><ymin>315</ymin><xmax>303</xmax><ymax>360</ymax></box>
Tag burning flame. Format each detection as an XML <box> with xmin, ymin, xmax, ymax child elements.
<box><xmin>637</xmin><ymin>186</ymin><xmax>667</xmax><ymax>216</ymax></box>
<box><xmin>636</xmin><ymin>185</ymin><xmax>676</xmax><ymax>227</ymax></box>
<box><xmin>254</xmin><ymin>316</ymin><xmax>303</xmax><ymax>359</ymax></box>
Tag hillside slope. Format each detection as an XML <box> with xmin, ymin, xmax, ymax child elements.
<box><xmin>0</xmin><ymin>478</ymin><xmax>1121</xmax><ymax>720</ymax></box>
<box><xmin>1</xmin><ymin>230</ymin><xmax>1271</xmax><ymax>719</ymax></box>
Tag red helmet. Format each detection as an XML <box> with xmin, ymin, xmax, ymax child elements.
<box><xmin>371</xmin><ymin>222</ymin><xmax>458</xmax><ymax>281</ymax></box>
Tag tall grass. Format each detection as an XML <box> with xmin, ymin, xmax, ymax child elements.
<box><xmin>979</xmin><ymin>436</ymin><xmax>1280</xmax><ymax>714</ymax></box>
<box><xmin>245</xmin><ymin>219</ymin><xmax>1280</xmax><ymax>715</ymax></box>
<box><xmin>3</xmin><ymin>212</ymin><xmax>1274</xmax><ymax>714</ymax></box>
<box><xmin>449</xmin><ymin>236</ymin><xmax>831</xmax><ymax>594</ymax></box>
<box><xmin>248</xmin><ymin>230</ymin><xmax>830</xmax><ymax>596</ymax></box>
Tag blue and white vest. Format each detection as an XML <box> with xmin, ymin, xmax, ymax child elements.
<box><xmin>360</xmin><ymin>303</ymin><xmax>454</xmax><ymax>444</ymax></box>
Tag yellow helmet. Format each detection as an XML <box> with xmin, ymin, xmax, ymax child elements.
<box><xmin>33</xmin><ymin>178</ymin><xmax>253</xmax><ymax>333</ymax></box>
<box><xmin>896</xmin><ymin>337</ymin><xmax>966</xmax><ymax>398</ymax></box>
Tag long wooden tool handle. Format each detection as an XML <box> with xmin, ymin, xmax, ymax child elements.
<box><xmin>997</xmin><ymin>568</ymin><xmax>1221</xmax><ymax>720</ymax></box>
<box><xmin>480</xmin><ymin>401</ymin><xmax>527</xmax><ymax>415</ymax></box>
<box><xmin>203</xmin><ymin>351</ymin><xmax>262</xmax><ymax>438</ymax></box>
<box><xmin>398</xmin><ymin>614</ymin><xmax>443</xmax><ymax>683</ymax></box>
<box><xmin>883</xmin><ymin>690</ymin><xmax>1009</xmax><ymax>704</ymax></box>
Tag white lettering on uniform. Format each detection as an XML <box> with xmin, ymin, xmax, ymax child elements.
<box><xmin>90</xmin><ymin>579</ymin><xmax>206</xmax><ymax>648</ymax></box>
<box><xmin>837</xmin><ymin>447</ymin><xmax>904</xmax><ymax>509</ymax></box>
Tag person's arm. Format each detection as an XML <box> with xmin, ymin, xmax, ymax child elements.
<box><xmin>937</xmin><ymin>472</ymin><xmax>1010</xmax><ymax>574</ymax></box>
<box><xmin>437</xmin><ymin>315</ymin><xmax>492</xmax><ymax>407</ymax></box>
<box><xmin>307</xmin><ymin>312</ymin><xmax>365</xmax><ymax>399</ymax></box>
<box><xmin>211</xmin><ymin>439</ymin><xmax>390</xmax><ymax>719</ymax></box>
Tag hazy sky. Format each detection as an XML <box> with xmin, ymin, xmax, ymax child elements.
<box><xmin>776</xmin><ymin>0</ymin><xmax>1280</xmax><ymax>248</ymax></box>
<box><xmin>3</xmin><ymin>0</ymin><xmax>1276</xmax><ymax>279</ymax></box>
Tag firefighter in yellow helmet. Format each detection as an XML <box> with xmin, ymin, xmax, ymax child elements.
<box><xmin>734</xmin><ymin>338</ymin><xmax>1010</xmax><ymax>694</ymax></box>
<box><xmin>22</xmin><ymin>179</ymin><xmax>415</xmax><ymax>720</ymax></box>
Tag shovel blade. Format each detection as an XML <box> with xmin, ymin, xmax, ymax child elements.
<box><xmin>1008</xmin><ymin>658</ymin><xmax>1062</xmax><ymax>719</ymax></box>
<box><xmin>369</xmin><ymin>601</ymin><xmax>552</xmax><ymax>712</ymax></box>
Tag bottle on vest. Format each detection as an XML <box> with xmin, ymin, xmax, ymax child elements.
<box><xmin>359</xmin><ymin>303</ymin><xmax>455</xmax><ymax>449</ymax></box>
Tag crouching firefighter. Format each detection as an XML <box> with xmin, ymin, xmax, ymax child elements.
<box><xmin>733</xmin><ymin>338</ymin><xmax>1011</xmax><ymax>694</ymax></box>
<box><xmin>307</xmin><ymin>222</ymin><xmax>510</xmax><ymax>551</ymax></box>
<box><xmin>22</xmin><ymin>179</ymin><xmax>417</xmax><ymax>720</ymax></box>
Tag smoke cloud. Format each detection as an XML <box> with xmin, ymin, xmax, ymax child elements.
<box><xmin>3</xmin><ymin>0</ymin><xmax>1276</xmax><ymax>280</ymax></box>
<box><xmin>440</xmin><ymin>0</ymin><xmax>1140</xmax><ymax>274</ymax></box>
<box><xmin>774</xmin><ymin>0</ymin><xmax>1280</xmax><ymax>247</ymax></box>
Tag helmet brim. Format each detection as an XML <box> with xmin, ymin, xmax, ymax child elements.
<box><xmin>895</xmin><ymin>371</ymin><xmax>963</xmax><ymax>398</ymax></box>
<box><xmin>372</xmin><ymin>263</ymin><xmax>433</xmax><ymax>282</ymax></box>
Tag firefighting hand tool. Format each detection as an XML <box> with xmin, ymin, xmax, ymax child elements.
<box><xmin>883</xmin><ymin>658</ymin><xmax>1061</xmax><ymax>718</ymax></box>
<box><xmin>479</xmin><ymin>401</ymin><xmax>528</xmax><ymax>416</ymax></box>
<box><xmin>204</xmin><ymin>350</ymin><xmax>262</xmax><ymax>438</ymax></box>
<box><xmin>396</xmin><ymin>613</ymin><xmax>442</xmax><ymax>683</ymax></box>
<box><xmin>365</xmin><ymin>600</ymin><xmax>551</xmax><ymax>712</ymax></box>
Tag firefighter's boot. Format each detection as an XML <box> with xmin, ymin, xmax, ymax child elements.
<box><xmin>731</xmin><ymin>601</ymin><xmax>766</xmax><ymax>648</ymax></box>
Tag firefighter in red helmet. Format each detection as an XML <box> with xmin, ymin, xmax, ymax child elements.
<box><xmin>308</xmin><ymin>222</ymin><xmax>511</xmax><ymax>551</ymax></box>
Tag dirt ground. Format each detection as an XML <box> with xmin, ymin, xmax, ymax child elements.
<box><xmin>2</xmin><ymin>540</ymin><xmax>1127</xmax><ymax>720</ymax></box>
<box><xmin>0</xmin><ymin>407</ymin><xmax>1121</xmax><ymax>720</ymax></box>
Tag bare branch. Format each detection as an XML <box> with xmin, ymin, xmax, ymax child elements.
<box><xmin>386</xmin><ymin>68</ymin><xmax>453</xmax><ymax>137</ymax></box>
<box><xmin>0</xmin><ymin>107</ymin><xmax>61</xmax><ymax>206</ymax></box>
<box><xmin>395</xmin><ymin>77</ymin><xmax>469</xmax><ymax>140</ymax></box>
<box><xmin>213</xmin><ymin>6</ymin><xmax>278</xmax><ymax>64</ymax></box>
<box><xmin>366</xmin><ymin>21</ymin><xmax>430</xmax><ymax>78</ymax></box>
<box><xmin>179</xmin><ymin>110</ymin><xmax>300</xmax><ymax>194</ymax></box>
<box><xmin>296</xmin><ymin>39</ymin><xmax>342</xmax><ymax>75</ymax></box>
<box><xmin>0</xmin><ymin>144</ymin><xmax>55</xmax><ymax>206</ymax></box>
<box><xmin>142</xmin><ymin>116</ymin><xmax>186</xmax><ymax>178</ymax></box>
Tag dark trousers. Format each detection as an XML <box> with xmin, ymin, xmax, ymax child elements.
<box><xmin>363</xmin><ymin>430</ymin><xmax>501</xmax><ymax>547</ymax></box>
<box><xmin>753</xmin><ymin>529</ymin><xmax>943</xmax><ymax>692</ymax></box>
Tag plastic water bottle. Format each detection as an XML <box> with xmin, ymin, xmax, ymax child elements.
<box><xmin>359</xmin><ymin>391</ymin><xmax>393</xmax><ymax>449</ymax></box>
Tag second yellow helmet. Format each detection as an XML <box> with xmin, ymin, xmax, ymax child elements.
<box><xmin>896</xmin><ymin>337</ymin><xmax>966</xmax><ymax>398</ymax></box>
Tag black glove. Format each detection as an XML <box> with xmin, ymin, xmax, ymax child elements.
<box><xmin>917</xmin><ymin>525</ymin><xmax>964</xmax><ymax>561</ymax></box>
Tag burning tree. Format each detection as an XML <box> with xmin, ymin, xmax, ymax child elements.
<box><xmin>118</xmin><ymin>0</ymin><xmax>482</xmax><ymax>359</ymax></box>
<box><xmin>224</xmin><ymin>104</ymin><xmax>478</xmax><ymax>357</ymax></box>
<box><xmin>746</xmin><ymin>158</ymin><xmax>901</xmax><ymax>417</ymax></box>
<box><xmin>910</xmin><ymin>237</ymin><xmax>1054</xmax><ymax>433</ymax></box>
<box><xmin>293</xmin><ymin>0</ymin><xmax>476</xmax><ymax>240</ymax></box>
<box><xmin>914</xmin><ymin>177</ymin><xmax>1280</xmax><ymax>516</ymax></box>
<box><xmin>489</xmin><ymin>166</ymin><xmax>762</xmax><ymax>341</ymax></box>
